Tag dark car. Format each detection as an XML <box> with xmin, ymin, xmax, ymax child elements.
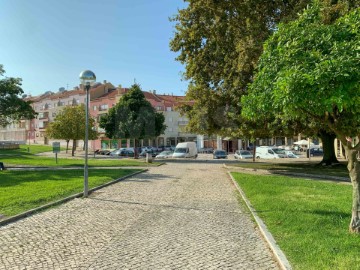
<box><xmin>95</xmin><ymin>149</ymin><xmax>111</xmax><ymax>155</ymax></box>
<box><xmin>306</xmin><ymin>148</ymin><xmax>323</xmax><ymax>157</ymax></box>
<box><xmin>213</xmin><ymin>150</ymin><xmax>228</xmax><ymax>159</ymax></box>
<box><xmin>119</xmin><ymin>149</ymin><xmax>134</xmax><ymax>157</ymax></box>
<box><xmin>139</xmin><ymin>149</ymin><xmax>157</xmax><ymax>158</ymax></box>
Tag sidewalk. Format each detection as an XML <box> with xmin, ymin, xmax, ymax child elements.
<box><xmin>0</xmin><ymin>162</ymin><xmax>279</xmax><ymax>269</ymax></box>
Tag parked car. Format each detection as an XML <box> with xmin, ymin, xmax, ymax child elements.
<box><xmin>110</xmin><ymin>148</ymin><xmax>134</xmax><ymax>157</ymax></box>
<box><xmin>307</xmin><ymin>148</ymin><xmax>323</xmax><ymax>157</ymax></box>
<box><xmin>234</xmin><ymin>150</ymin><xmax>253</xmax><ymax>159</ymax></box>
<box><xmin>173</xmin><ymin>142</ymin><xmax>198</xmax><ymax>158</ymax></box>
<box><xmin>95</xmin><ymin>149</ymin><xmax>111</xmax><ymax>155</ymax></box>
<box><xmin>213</xmin><ymin>150</ymin><xmax>228</xmax><ymax>159</ymax></box>
<box><xmin>285</xmin><ymin>150</ymin><xmax>299</xmax><ymax>158</ymax></box>
<box><xmin>155</xmin><ymin>150</ymin><xmax>174</xmax><ymax>159</ymax></box>
<box><xmin>139</xmin><ymin>149</ymin><xmax>157</xmax><ymax>157</ymax></box>
<box><xmin>119</xmin><ymin>149</ymin><xmax>134</xmax><ymax>157</ymax></box>
<box><xmin>256</xmin><ymin>146</ymin><xmax>283</xmax><ymax>159</ymax></box>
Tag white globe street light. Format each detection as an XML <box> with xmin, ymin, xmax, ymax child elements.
<box><xmin>79</xmin><ymin>70</ymin><xmax>96</xmax><ymax>197</ymax></box>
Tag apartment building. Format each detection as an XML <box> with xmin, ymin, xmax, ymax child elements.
<box><xmin>89</xmin><ymin>89</ymin><xmax>198</xmax><ymax>150</ymax></box>
<box><xmin>0</xmin><ymin>82</ymin><xmax>199</xmax><ymax>151</ymax></box>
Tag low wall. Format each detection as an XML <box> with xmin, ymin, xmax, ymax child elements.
<box><xmin>0</xmin><ymin>141</ymin><xmax>24</xmax><ymax>150</ymax></box>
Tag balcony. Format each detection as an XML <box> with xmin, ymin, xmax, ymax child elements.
<box><xmin>38</xmin><ymin>112</ymin><xmax>49</xmax><ymax>120</ymax></box>
<box><xmin>178</xmin><ymin>121</ymin><xmax>189</xmax><ymax>126</ymax></box>
<box><xmin>38</xmin><ymin>121</ymin><xmax>48</xmax><ymax>129</ymax></box>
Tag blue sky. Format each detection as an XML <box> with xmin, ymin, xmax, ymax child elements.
<box><xmin>0</xmin><ymin>0</ymin><xmax>188</xmax><ymax>96</ymax></box>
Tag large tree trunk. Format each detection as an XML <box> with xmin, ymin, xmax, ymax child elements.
<box><xmin>318</xmin><ymin>130</ymin><xmax>339</xmax><ymax>165</ymax></box>
<box><xmin>71</xmin><ymin>139</ymin><xmax>77</xmax><ymax>157</ymax></box>
<box><xmin>347</xmin><ymin>148</ymin><xmax>360</xmax><ymax>233</ymax></box>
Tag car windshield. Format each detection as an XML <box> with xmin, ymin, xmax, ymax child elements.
<box><xmin>240</xmin><ymin>151</ymin><xmax>252</xmax><ymax>155</ymax></box>
<box><xmin>272</xmin><ymin>148</ymin><xmax>285</xmax><ymax>154</ymax></box>
<box><xmin>216</xmin><ymin>151</ymin><xmax>226</xmax><ymax>155</ymax></box>
<box><xmin>174</xmin><ymin>148</ymin><xmax>187</xmax><ymax>153</ymax></box>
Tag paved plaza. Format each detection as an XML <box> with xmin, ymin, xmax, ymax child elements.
<box><xmin>0</xmin><ymin>161</ymin><xmax>279</xmax><ymax>269</ymax></box>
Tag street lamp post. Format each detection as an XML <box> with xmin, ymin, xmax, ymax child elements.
<box><xmin>79</xmin><ymin>70</ymin><xmax>96</xmax><ymax>197</ymax></box>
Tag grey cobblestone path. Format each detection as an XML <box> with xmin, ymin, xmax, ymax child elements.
<box><xmin>0</xmin><ymin>162</ymin><xmax>279</xmax><ymax>269</ymax></box>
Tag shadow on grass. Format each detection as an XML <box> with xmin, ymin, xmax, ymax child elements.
<box><xmin>308</xmin><ymin>209</ymin><xmax>351</xmax><ymax>219</ymax></box>
<box><xmin>235</xmin><ymin>161</ymin><xmax>349</xmax><ymax>178</ymax></box>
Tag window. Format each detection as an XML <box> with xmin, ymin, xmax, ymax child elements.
<box><xmin>93</xmin><ymin>105</ymin><xmax>97</xmax><ymax>111</ymax></box>
<box><xmin>99</xmin><ymin>104</ymin><xmax>108</xmax><ymax>111</ymax></box>
<box><xmin>166</xmin><ymin>107</ymin><xmax>172</xmax><ymax>111</ymax></box>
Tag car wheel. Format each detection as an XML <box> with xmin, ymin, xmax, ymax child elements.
<box><xmin>256</xmin><ymin>156</ymin><xmax>260</xmax><ymax>159</ymax></box>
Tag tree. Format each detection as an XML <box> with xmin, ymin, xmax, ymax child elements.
<box><xmin>0</xmin><ymin>65</ymin><xmax>36</xmax><ymax>126</ymax></box>
<box><xmin>242</xmin><ymin>4</ymin><xmax>360</xmax><ymax>232</ymax></box>
<box><xmin>46</xmin><ymin>105</ymin><xmax>97</xmax><ymax>156</ymax></box>
<box><xmin>170</xmin><ymin>0</ymin><xmax>312</xmax><ymax>137</ymax></box>
<box><xmin>170</xmin><ymin>0</ymin><xmax>359</xmax><ymax>161</ymax></box>
<box><xmin>99</xmin><ymin>84</ymin><xmax>166</xmax><ymax>158</ymax></box>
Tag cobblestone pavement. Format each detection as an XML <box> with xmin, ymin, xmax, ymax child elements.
<box><xmin>0</xmin><ymin>162</ymin><xmax>279</xmax><ymax>270</ymax></box>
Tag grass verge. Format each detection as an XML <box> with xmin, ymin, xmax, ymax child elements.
<box><xmin>0</xmin><ymin>146</ymin><xmax>156</xmax><ymax>167</ymax></box>
<box><xmin>231</xmin><ymin>172</ymin><xmax>360</xmax><ymax>270</ymax></box>
<box><xmin>0</xmin><ymin>169</ymin><xmax>139</xmax><ymax>217</ymax></box>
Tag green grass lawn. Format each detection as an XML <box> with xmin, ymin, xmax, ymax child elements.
<box><xmin>229</xmin><ymin>161</ymin><xmax>349</xmax><ymax>178</ymax></box>
<box><xmin>0</xmin><ymin>145</ymin><xmax>156</xmax><ymax>167</ymax></box>
<box><xmin>0</xmin><ymin>169</ymin><xmax>140</xmax><ymax>217</ymax></box>
<box><xmin>232</xmin><ymin>172</ymin><xmax>360</xmax><ymax>270</ymax></box>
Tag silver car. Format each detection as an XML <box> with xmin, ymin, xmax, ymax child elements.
<box><xmin>234</xmin><ymin>150</ymin><xmax>253</xmax><ymax>159</ymax></box>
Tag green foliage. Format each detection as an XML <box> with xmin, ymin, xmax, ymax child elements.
<box><xmin>46</xmin><ymin>104</ymin><xmax>97</xmax><ymax>141</ymax></box>
<box><xmin>100</xmin><ymin>84</ymin><xmax>166</xmax><ymax>140</ymax></box>
<box><xmin>242</xmin><ymin>4</ymin><xmax>360</xmax><ymax>142</ymax></box>
<box><xmin>170</xmin><ymin>0</ymin><xmax>311</xmax><ymax>136</ymax></box>
<box><xmin>171</xmin><ymin>0</ymin><xmax>359</xmax><ymax>138</ymax></box>
<box><xmin>0</xmin><ymin>65</ymin><xmax>36</xmax><ymax>126</ymax></box>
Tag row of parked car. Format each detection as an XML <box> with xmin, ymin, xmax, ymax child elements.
<box><xmin>94</xmin><ymin>145</ymin><xmax>176</xmax><ymax>157</ymax></box>
<box><xmin>213</xmin><ymin>147</ymin><xmax>323</xmax><ymax>159</ymax></box>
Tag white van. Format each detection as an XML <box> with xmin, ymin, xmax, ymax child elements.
<box><xmin>255</xmin><ymin>146</ymin><xmax>285</xmax><ymax>159</ymax></box>
<box><xmin>172</xmin><ymin>142</ymin><xmax>198</xmax><ymax>158</ymax></box>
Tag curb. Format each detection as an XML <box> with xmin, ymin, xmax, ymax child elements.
<box><xmin>0</xmin><ymin>169</ymin><xmax>147</xmax><ymax>227</ymax></box>
<box><xmin>227</xmin><ymin>172</ymin><xmax>292</xmax><ymax>270</ymax></box>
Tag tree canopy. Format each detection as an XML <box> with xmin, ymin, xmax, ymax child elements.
<box><xmin>0</xmin><ymin>65</ymin><xmax>36</xmax><ymax>126</ymax></box>
<box><xmin>242</xmin><ymin>3</ymin><xmax>360</xmax><ymax>232</ymax></box>
<box><xmin>170</xmin><ymin>0</ymin><xmax>312</xmax><ymax>137</ymax></box>
<box><xmin>46</xmin><ymin>105</ymin><xmax>97</xmax><ymax>156</ymax></box>
<box><xmin>99</xmin><ymin>84</ymin><xmax>166</xmax><ymax>142</ymax></box>
<box><xmin>170</xmin><ymin>0</ymin><xmax>359</xmax><ymax>138</ymax></box>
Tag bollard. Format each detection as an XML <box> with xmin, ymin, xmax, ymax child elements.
<box><xmin>146</xmin><ymin>153</ymin><xmax>153</xmax><ymax>163</ymax></box>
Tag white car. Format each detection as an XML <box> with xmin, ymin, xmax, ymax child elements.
<box><xmin>285</xmin><ymin>151</ymin><xmax>299</xmax><ymax>158</ymax></box>
<box><xmin>155</xmin><ymin>151</ymin><xmax>174</xmax><ymax>159</ymax></box>
<box><xmin>234</xmin><ymin>150</ymin><xmax>253</xmax><ymax>159</ymax></box>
